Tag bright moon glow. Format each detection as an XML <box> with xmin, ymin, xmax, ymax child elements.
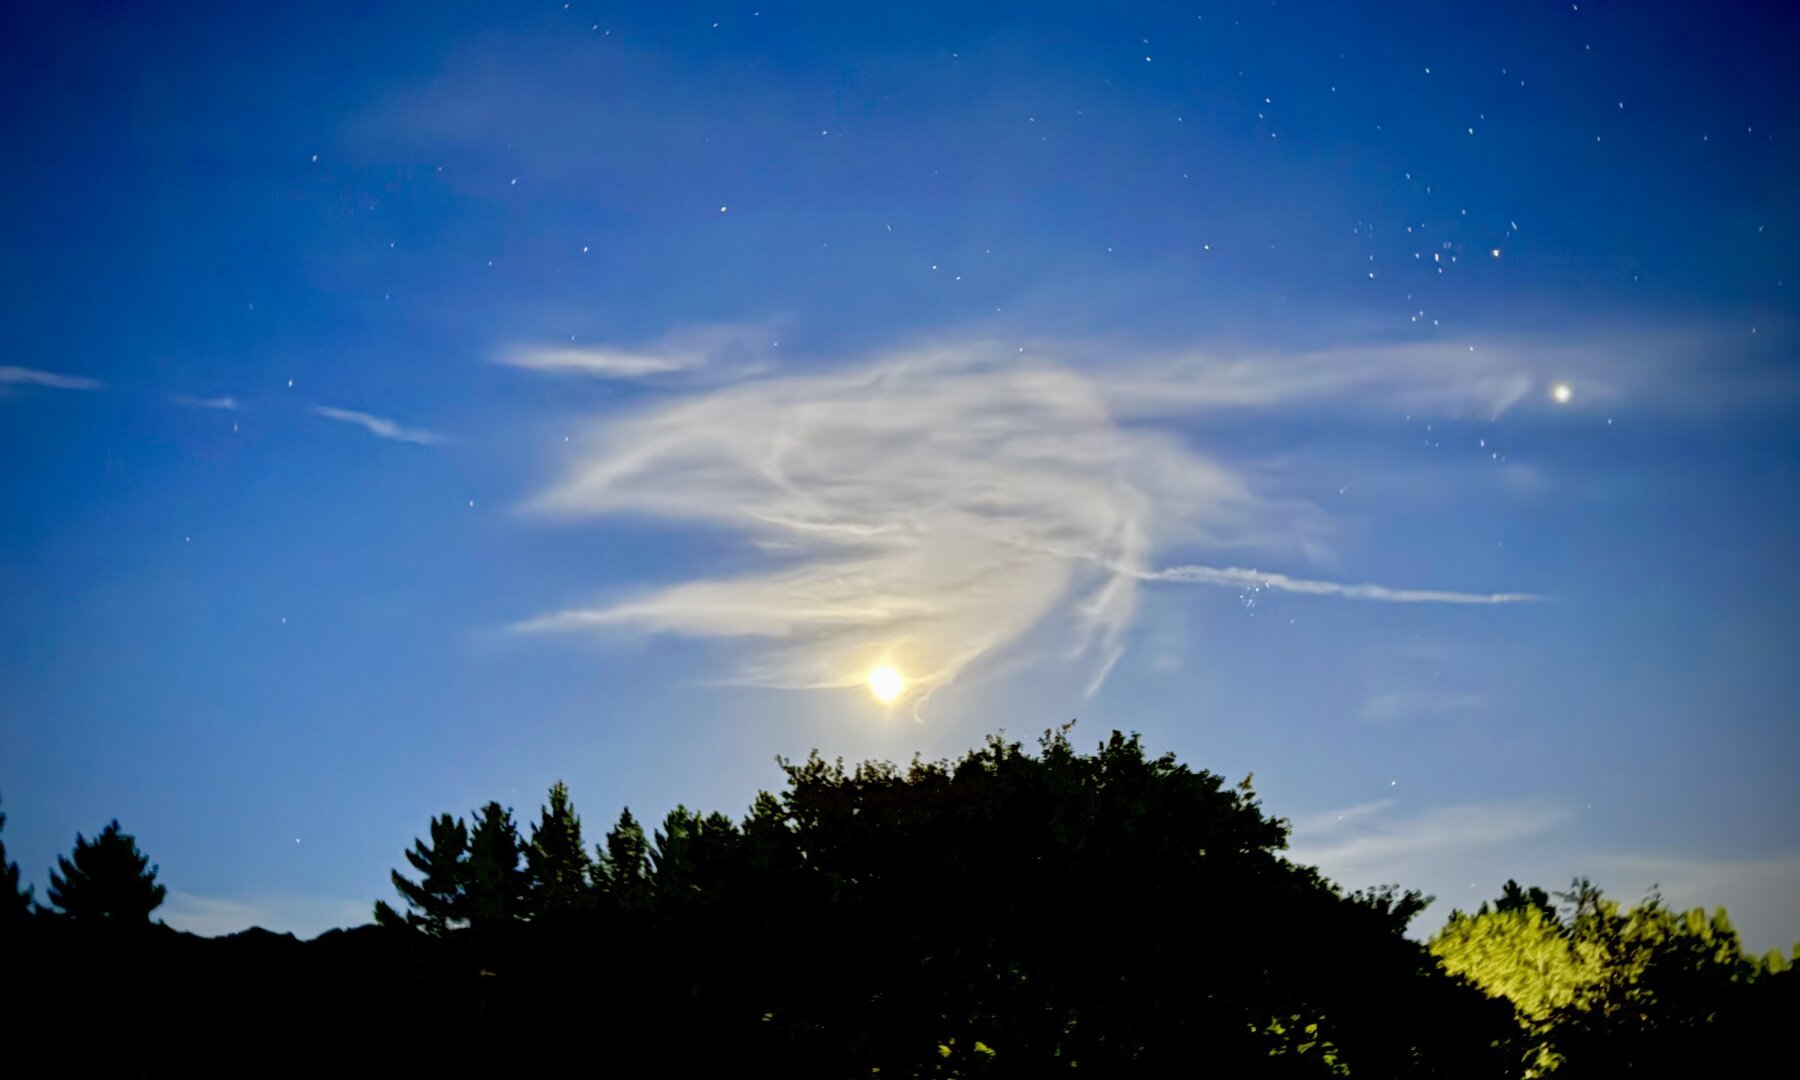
<box><xmin>867</xmin><ymin>664</ymin><xmax>905</xmax><ymax>704</ymax></box>
<box><xmin>1552</xmin><ymin>382</ymin><xmax>1573</xmax><ymax>404</ymax></box>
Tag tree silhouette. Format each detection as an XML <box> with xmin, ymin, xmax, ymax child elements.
<box><xmin>12</xmin><ymin>728</ymin><xmax>1800</xmax><ymax>1076</ymax></box>
<box><xmin>526</xmin><ymin>781</ymin><xmax>590</xmax><ymax>914</ymax></box>
<box><xmin>648</xmin><ymin>805</ymin><xmax>741</xmax><ymax>908</ymax></box>
<box><xmin>46</xmin><ymin>820</ymin><xmax>165</xmax><ymax>924</ymax></box>
<box><xmin>1549</xmin><ymin>880</ymin><xmax>1763</xmax><ymax>1074</ymax></box>
<box><xmin>465</xmin><ymin>801</ymin><xmax>528</xmax><ymax>927</ymax></box>
<box><xmin>384</xmin><ymin>813</ymin><xmax>468</xmax><ymax>934</ymax></box>
<box><xmin>700</xmin><ymin>728</ymin><xmax>1519</xmax><ymax>1077</ymax></box>
<box><xmin>1486</xmin><ymin>878</ymin><xmax>1559</xmax><ymax>922</ymax></box>
<box><xmin>1</xmin><ymin>795</ymin><xmax>32</xmax><ymax>923</ymax></box>
<box><xmin>596</xmin><ymin>806</ymin><xmax>648</xmax><ymax>909</ymax></box>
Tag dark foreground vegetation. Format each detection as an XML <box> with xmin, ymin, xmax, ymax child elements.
<box><xmin>5</xmin><ymin>728</ymin><xmax>1795</xmax><ymax>1078</ymax></box>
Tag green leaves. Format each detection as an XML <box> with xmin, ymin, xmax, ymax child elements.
<box><xmin>1430</xmin><ymin>879</ymin><xmax>1776</xmax><ymax>1076</ymax></box>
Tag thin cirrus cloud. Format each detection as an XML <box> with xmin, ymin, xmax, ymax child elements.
<box><xmin>1360</xmin><ymin>691</ymin><xmax>1491</xmax><ymax>724</ymax></box>
<box><xmin>1286</xmin><ymin>800</ymin><xmax>1800</xmax><ymax>953</ymax></box>
<box><xmin>1584</xmin><ymin>851</ymin><xmax>1800</xmax><ymax>956</ymax></box>
<box><xmin>312</xmin><ymin>406</ymin><xmax>445</xmax><ymax>445</ymax></box>
<box><xmin>1141</xmin><ymin>565</ymin><xmax>1535</xmax><ymax>604</ymax></box>
<box><xmin>507</xmin><ymin>336</ymin><xmax>1544</xmax><ymax>703</ymax></box>
<box><xmin>1285</xmin><ymin>799</ymin><xmax>1568</xmax><ymax>882</ymax></box>
<box><xmin>172</xmin><ymin>394</ymin><xmax>242</xmax><ymax>411</ymax></box>
<box><xmin>496</xmin><ymin>323</ymin><xmax>778</xmax><ymax>383</ymax></box>
<box><xmin>0</xmin><ymin>365</ymin><xmax>104</xmax><ymax>391</ymax></box>
<box><xmin>500</xmin><ymin>346</ymin><xmax>697</xmax><ymax>379</ymax></box>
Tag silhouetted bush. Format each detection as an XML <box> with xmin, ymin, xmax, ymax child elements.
<box><xmin>9</xmin><ymin>729</ymin><xmax>1794</xmax><ymax>1078</ymax></box>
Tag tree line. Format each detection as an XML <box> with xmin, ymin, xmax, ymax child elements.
<box><xmin>1</xmin><ymin>798</ymin><xmax>166</xmax><ymax>925</ymax></box>
<box><xmin>5</xmin><ymin>728</ymin><xmax>1795</xmax><ymax>1077</ymax></box>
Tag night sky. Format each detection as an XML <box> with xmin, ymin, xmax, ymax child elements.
<box><xmin>3</xmin><ymin>1</ymin><xmax>1797</xmax><ymax>947</ymax></box>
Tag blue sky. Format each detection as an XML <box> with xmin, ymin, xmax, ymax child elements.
<box><xmin>3</xmin><ymin>0</ymin><xmax>1797</xmax><ymax>947</ymax></box>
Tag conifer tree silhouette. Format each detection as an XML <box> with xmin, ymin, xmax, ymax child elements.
<box><xmin>465</xmin><ymin>801</ymin><xmax>528</xmax><ymax>927</ymax></box>
<box><xmin>385</xmin><ymin>813</ymin><xmax>468</xmax><ymax>934</ymax></box>
<box><xmin>46</xmin><ymin>820</ymin><xmax>164</xmax><ymax>923</ymax></box>
<box><xmin>598</xmin><ymin>806</ymin><xmax>649</xmax><ymax>909</ymax></box>
<box><xmin>1</xmin><ymin>795</ymin><xmax>33</xmax><ymax>923</ymax></box>
<box><xmin>526</xmin><ymin>782</ymin><xmax>590</xmax><ymax>914</ymax></box>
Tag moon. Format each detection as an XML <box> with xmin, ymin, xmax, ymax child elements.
<box><xmin>867</xmin><ymin>664</ymin><xmax>905</xmax><ymax>705</ymax></box>
<box><xmin>1551</xmin><ymin>382</ymin><xmax>1573</xmax><ymax>404</ymax></box>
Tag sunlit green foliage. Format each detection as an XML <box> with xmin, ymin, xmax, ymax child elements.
<box><xmin>1261</xmin><ymin>1013</ymin><xmax>1350</xmax><ymax>1076</ymax></box>
<box><xmin>1431</xmin><ymin>897</ymin><xmax>1602</xmax><ymax>1073</ymax></box>
<box><xmin>1431</xmin><ymin>877</ymin><xmax>1785</xmax><ymax>1076</ymax></box>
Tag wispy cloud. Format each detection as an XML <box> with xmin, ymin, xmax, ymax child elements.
<box><xmin>1585</xmin><ymin>851</ymin><xmax>1800</xmax><ymax>956</ymax></box>
<box><xmin>1286</xmin><ymin>798</ymin><xmax>1400</xmax><ymax>837</ymax></box>
<box><xmin>1081</xmin><ymin>320</ymin><xmax>1798</xmax><ymax>419</ymax></box>
<box><xmin>1287</xmin><ymin>800</ymin><xmax>1566</xmax><ymax>881</ymax></box>
<box><xmin>1095</xmin><ymin>341</ymin><xmax>1541</xmax><ymax>420</ymax></box>
<box><xmin>498</xmin><ymin>323</ymin><xmax>775</xmax><ymax>383</ymax></box>
<box><xmin>1142</xmin><ymin>565</ymin><xmax>1536</xmax><ymax>604</ymax></box>
<box><xmin>510</xmin><ymin>340</ymin><xmax>1536</xmax><ymax>702</ymax></box>
<box><xmin>1360</xmin><ymin>691</ymin><xmax>1490</xmax><ymax>723</ymax></box>
<box><xmin>0</xmin><ymin>365</ymin><xmax>104</xmax><ymax>391</ymax></box>
<box><xmin>313</xmin><ymin>406</ymin><xmax>444</xmax><ymax>445</ymax></box>
<box><xmin>1288</xmin><ymin>803</ymin><xmax>1800</xmax><ymax>951</ymax></box>
<box><xmin>1281</xmin><ymin>802</ymin><xmax>1800</xmax><ymax>952</ymax></box>
<box><xmin>502</xmin><ymin>346</ymin><xmax>697</xmax><ymax>378</ymax></box>
<box><xmin>172</xmin><ymin>394</ymin><xmax>241</xmax><ymax>411</ymax></box>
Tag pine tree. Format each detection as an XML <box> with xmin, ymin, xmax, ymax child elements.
<box><xmin>739</xmin><ymin>789</ymin><xmax>800</xmax><ymax>882</ymax></box>
<box><xmin>372</xmin><ymin>898</ymin><xmax>407</xmax><ymax>929</ymax></box>
<box><xmin>46</xmin><ymin>820</ymin><xmax>165</xmax><ymax>924</ymax></box>
<box><xmin>526</xmin><ymin>781</ymin><xmax>591</xmax><ymax>914</ymax></box>
<box><xmin>465</xmin><ymin>801</ymin><xmax>529</xmax><ymax>927</ymax></box>
<box><xmin>1</xmin><ymin>795</ymin><xmax>33</xmax><ymax>923</ymax></box>
<box><xmin>649</xmin><ymin>805</ymin><xmax>740</xmax><ymax>905</ymax></box>
<box><xmin>598</xmin><ymin>806</ymin><xmax>649</xmax><ymax>909</ymax></box>
<box><xmin>388</xmin><ymin>813</ymin><xmax>468</xmax><ymax>934</ymax></box>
